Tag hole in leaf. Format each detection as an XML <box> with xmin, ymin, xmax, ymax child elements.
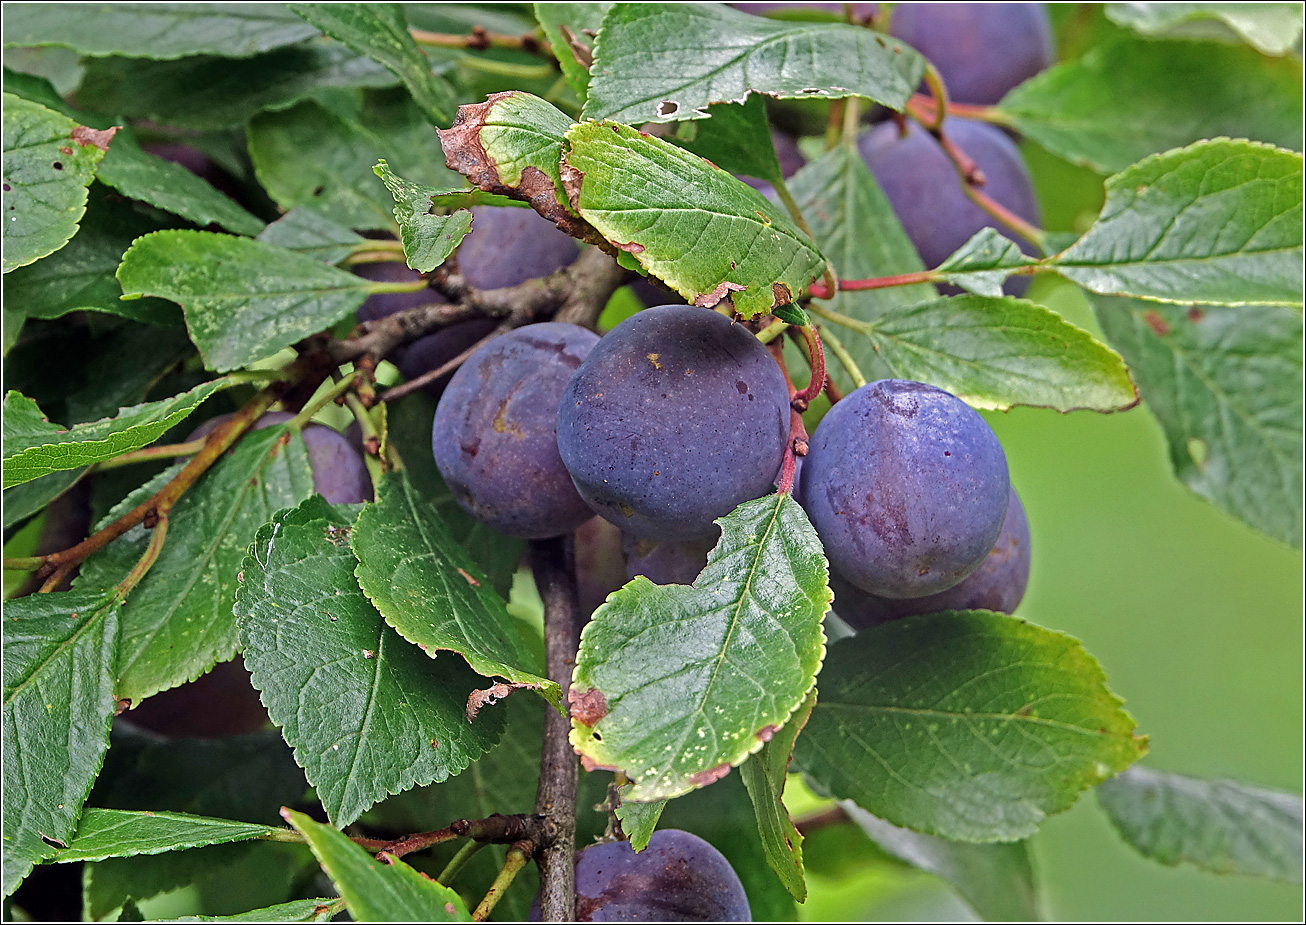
<box><xmin>52</xmin><ymin>162</ymin><xmax>63</xmax><ymax>170</ymax></box>
<box><xmin>656</xmin><ymin>100</ymin><xmax>680</xmax><ymax>117</ymax></box>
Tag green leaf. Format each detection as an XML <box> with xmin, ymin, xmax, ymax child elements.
<box><xmin>841</xmin><ymin>802</ymin><xmax>1040</xmax><ymax>922</ymax></box>
<box><xmin>73</xmin><ymin>44</ymin><xmax>398</xmax><ymax>131</ymax></box>
<box><xmin>793</xmin><ymin>611</ymin><xmax>1147</xmax><ymax>843</ymax></box>
<box><xmin>1091</xmin><ymin>297</ymin><xmax>1302</xmax><ymax>547</ymax></box>
<box><xmin>533</xmin><ymin>2</ymin><xmax>612</xmax><ymax>104</ymax></box>
<box><xmin>2</xmin><ymin>469</ymin><xmax>83</xmax><ymax>529</ymax></box>
<box><xmin>77</xmin><ymin>428</ymin><xmax>315</xmax><ymax>703</ymax></box>
<box><xmin>2</xmin><ymin>186</ymin><xmax>182</xmax><ymax>327</ymax></box>
<box><xmin>235</xmin><ymin>497</ymin><xmax>505</xmax><ymax>828</ymax></box>
<box><xmin>175</xmin><ymin>897</ymin><xmax>345</xmax><ymax>922</ymax></box>
<box><xmin>51</xmin><ymin>809</ymin><xmax>275</xmax><ymax>863</ymax></box>
<box><xmin>2</xmin><ymin>94</ymin><xmax>112</xmax><ymax>273</ymax></box>
<box><xmin>998</xmin><ymin>38</ymin><xmax>1304</xmax><ymax>175</ymax></box>
<box><xmin>570</xmin><ymin>493</ymin><xmax>829</xmax><ymax>802</ymax></box>
<box><xmin>116</xmin><ymin>230</ymin><xmax>373</xmax><ymax>372</ymax></box>
<box><xmin>84</xmin><ymin>731</ymin><xmax>315</xmax><ymax>920</ymax></box>
<box><xmin>3</xmin><ymin>379</ymin><xmax>230</xmax><ymax>488</ymax></box>
<box><xmin>287</xmin><ymin>3</ymin><xmax>456</xmax><ymax>126</ymax></box>
<box><xmin>373</xmin><ymin>160</ymin><xmax>473</xmax><ymax>272</ymax></box>
<box><xmin>563</xmin><ymin>120</ymin><xmax>826</xmax><ymax>317</ymax></box>
<box><xmin>789</xmin><ymin>144</ymin><xmax>935</xmax><ymax>333</ymax></box>
<box><xmin>615</xmin><ymin>795</ymin><xmax>667</xmax><ymax>853</ymax></box>
<box><xmin>351</xmin><ymin>472</ymin><xmax>558</xmax><ymax>706</ymax></box>
<box><xmin>741</xmin><ymin>689</ymin><xmax>814</xmax><ymax>901</ymax></box>
<box><xmin>1053</xmin><ymin>140</ymin><xmax>1303</xmax><ymax>308</ymax></box>
<box><xmin>85</xmin><ymin>842</ymin><xmax>311</xmax><ymax>922</ymax></box>
<box><xmin>2</xmin><ymin>589</ymin><xmax>120</xmax><ymax>897</ymax></box>
<box><xmin>1098</xmin><ymin>766</ymin><xmax>1303</xmax><ymax>882</ymax></box>
<box><xmin>257</xmin><ymin>208</ymin><xmax>365</xmax><ymax>265</ymax></box>
<box><xmin>249</xmin><ymin>94</ymin><xmax>461</xmax><ymax>231</ymax></box>
<box><xmin>284</xmin><ymin>809</ymin><xmax>472</xmax><ymax>922</ymax></box>
<box><xmin>935</xmin><ymin>229</ymin><xmax>1039</xmax><ymax>298</ymax></box>
<box><xmin>1105</xmin><ymin>3</ymin><xmax>1306</xmax><ymax>56</ymax></box>
<box><xmin>584</xmin><ymin>2</ymin><xmax>925</xmax><ymax>124</ymax></box>
<box><xmin>668</xmin><ymin>96</ymin><xmax>784</xmax><ymax>186</ymax></box>
<box><xmin>438</xmin><ymin>91</ymin><xmax>596</xmax><ymax>243</ymax></box>
<box><xmin>96</xmin><ymin>130</ymin><xmax>264</xmax><ymax>236</ymax></box>
<box><xmin>3</xmin><ymin>3</ymin><xmax>320</xmax><ymax>59</ymax></box>
<box><xmin>821</xmin><ymin>293</ymin><xmax>1139</xmax><ymax>412</ymax></box>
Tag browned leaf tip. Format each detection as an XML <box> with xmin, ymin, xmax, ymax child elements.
<box><xmin>771</xmin><ymin>282</ymin><xmax>794</xmax><ymax>311</ymax></box>
<box><xmin>580</xmin><ymin>754</ymin><xmax>620</xmax><ymax>773</ymax></box>
<box><xmin>437</xmin><ymin>93</ymin><xmax>512</xmax><ymax>193</ymax></box>
<box><xmin>71</xmin><ymin>124</ymin><xmax>118</xmax><ymax>152</ymax></box>
<box><xmin>688</xmin><ymin>763</ymin><xmax>732</xmax><ymax>787</ymax></box>
<box><xmin>466</xmin><ymin>681</ymin><xmax>537</xmax><ymax>722</ymax></box>
<box><xmin>568</xmin><ymin>686</ymin><xmax>609</xmax><ymax>726</ymax></box>
<box><xmin>693</xmin><ymin>281</ymin><xmax>746</xmax><ymax>309</ymax></box>
<box><xmin>755</xmin><ymin>724</ymin><xmax>779</xmax><ymax>743</ymax></box>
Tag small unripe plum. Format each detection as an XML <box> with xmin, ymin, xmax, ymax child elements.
<box><xmin>622</xmin><ymin>532</ymin><xmax>715</xmax><ymax>586</ymax></box>
<box><xmin>575</xmin><ymin>516</ymin><xmax>629</xmax><ymax>616</ymax></box>
<box><xmin>557</xmin><ymin>306</ymin><xmax>790</xmax><ymax>542</ymax></box>
<box><xmin>858</xmin><ymin>117</ymin><xmax>1040</xmax><ymax>282</ymax></box>
<box><xmin>859</xmin><ymin>117</ymin><xmax>1040</xmax><ymax>273</ymax></box>
<box><xmin>432</xmin><ymin>323</ymin><xmax>599</xmax><ymax>538</ymax></box>
<box><xmin>187</xmin><ymin>411</ymin><xmax>371</xmax><ymax>504</ymax></box>
<box><xmin>564</xmin><ymin>829</ymin><xmax>751</xmax><ymax>922</ymax></box>
<box><xmin>832</xmin><ymin>486</ymin><xmax>1031</xmax><ymax>629</ymax></box>
<box><xmin>888</xmin><ymin>3</ymin><xmax>1053</xmax><ymax>106</ymax></box>
<box><xmin>457</xmin><ymin>205</ymin><xmax>581</xmax><ymax>290</ymax></box>
<box><xmin>798</xmin><ymin>379</ymin><xmax>1009</xmax><ymax>598</ymax></box>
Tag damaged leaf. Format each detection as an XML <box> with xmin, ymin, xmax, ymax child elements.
<box><xmin>569</xmin><ymin>493</ymin><xmax>829</xmax><ymax>802</ymax></box>
<box><xmin>562</xmin><ymin>120</ymin><xmax>827</xmax><ymax>317</ymax></box>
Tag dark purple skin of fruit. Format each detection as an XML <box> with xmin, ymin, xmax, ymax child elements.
<box><xmin>432</xmin><ymin>323</ymin><xmax>600</xmax><ymax>538</ymax></box>
<box><xmin>117</xmin><ymin>660</ymin><xmax>269</xmax><ymax>739</ymax></box>
<box><xmin>188</xmin><ymin>411</ymin><xmax>372</xmax><ymax>504</ymax></box>
<box><xmin>889</xmin><ymin>3</ymin><xmax>1053</xmax><ymax>106</ymax></box>
<box><xmin>457</xmin><ymin>205</ymin><xmax>580</xmax><ymax>290</ymax></box>
<box><xmin>797</xmin><ymin>379</ymin><xmax>1009</xmax><ymax>598</ymax></box>
<box><xmin>832</xmin><ymin>486</ymin><xmax>1030</xmax><ymax>629</ymax></box>
<box><xmin>858</xmin><ymin>117</ymin><xmax>1041</xmax><ymax>293</ymax></box>
<box><xmin>561</xmin><ymin>829</ymin><xmax>752</xmax><ymax>922</ymax></box>
<box><xmin>622</xmin><ymin>532</ymin><xmax>715</xmax><ymax>586</ymax></box>
<box><xmin>557</xmin><ymin>305</ymin><xmax>790</xmax><ymax>542</ymax></box>
<box><xmin>575</xmin><ymin>516</ymin><xmax>630</xmax><ymax>616</ymax></box>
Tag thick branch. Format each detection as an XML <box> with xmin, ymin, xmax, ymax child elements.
<box><xmin>530</xmin><ymin>536</ymin><xmax>581</xmax><ymax>923</ymax></box>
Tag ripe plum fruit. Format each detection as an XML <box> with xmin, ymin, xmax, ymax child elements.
<box><xmin>888</xmin><ymin>3</ymin><xmax>1053</xmax><ymax>105</ymax></box>
<box><xmin>858</xmin><ymin>117</ymin><xmax>1040</xmax><ymax>284</ymax></box>
<box><xmin>187</xmin><ymin>411</ymin><xmax>371</xmax><ymax>504</ymax></box>
<box><xmin>432</xmin><ymin>323</ymin><xmax>599</xmax><ymax>538</ymax></box>
<box><xmin>832</xmin><ymin>486</ymin><xmax>1030</xmax><ymax>629</ymax></box>
<box><xmin>569</xmin><ymin>829</ymin><xmax>751</xmax><ymax>922</ymax></box>
<box><xmin>575</xmin><ymin>516</ymin><xmax>629</xmax><ymax>617</ymax></box>
<box><xmin>798</xmin><ymin>379</ymin><xmax>1009</xmax><ymax>598</ymax></box>
<box><xmin>557</xmin><ymin>306</ymin><xmax>790</xmax><ymax>542</ymax></box>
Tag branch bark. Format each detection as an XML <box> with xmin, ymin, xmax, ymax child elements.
<box><xmin>530</xmin><ymin>535</ymin><xmax>581</xmax><ymax>922</ymax></box>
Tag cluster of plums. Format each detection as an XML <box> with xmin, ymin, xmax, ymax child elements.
<box><xmin>128</xmin><ymin>5</ymin><xmax>1049</xmax><ymax>914</ymax></box>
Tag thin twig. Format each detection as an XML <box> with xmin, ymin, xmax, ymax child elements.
<box><xmin>472</xmin><ymin>841</ymin><xmax>533</xmax><ymax>921</ymax></box>
<box><xmin>438</xmin><ymin>839</ymin><xmax>488</xmax><ymax>885</ymax></box>
<box><xmin>410</xmin><ymin>25</ymin><xmax>545</xmax><ymax>54</ymax></box>
<box><xmin>93</xmin><ymin>438</ymin><xmax>208</xmax><ymax>471</ymax></box>
<box><xmin>530</xmin><ymin>536</ymin><xmax>581</xmax><ymax>923</ymax></box>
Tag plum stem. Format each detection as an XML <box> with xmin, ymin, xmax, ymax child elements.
<box><xmin>791</xmin><ymin>325</ymin><xmax>827</xmax><ymax>410</ymax></box>
<box><xmin>530</xmin><ymin>535</ymin><xmax>581</xmax><ymax>922</ymax></box>
<box><xmin>438</xmin><ymin>839</ymin><xmax>488</xmax><ymax>885</ymax></box>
